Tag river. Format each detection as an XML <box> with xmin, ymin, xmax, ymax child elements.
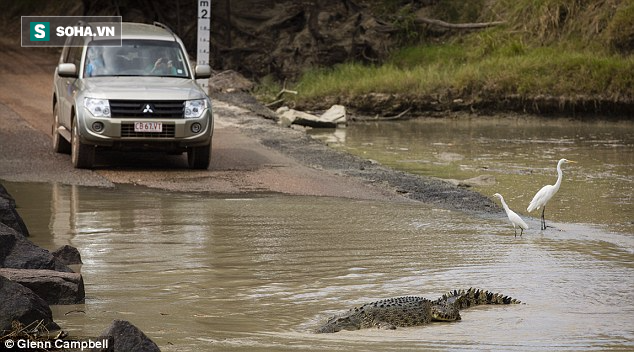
<box><xmin>4</xmin><ymin>117</ymin><xmax>633</xmax><ymax>351</ymax></box>
<box><xmin>311</xmin><ymin>117</ymin><xmax>633</xmax><ymax>234</ymax></box>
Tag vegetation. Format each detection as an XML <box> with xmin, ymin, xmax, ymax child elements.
<box><xmin>258</xmin><ymin>0</ymin><xmax>634</xmax><ymax>116</ymax></box>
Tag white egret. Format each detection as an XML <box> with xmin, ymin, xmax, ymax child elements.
<box><xmin>527</xmin><ymin>158</ymin><xmax>577</xmax><ymax>230</ymax></box>
<box><xmin>493</xmin><ymin>193</ymin><xmax>529</xmax><ymax>237</ymax></box>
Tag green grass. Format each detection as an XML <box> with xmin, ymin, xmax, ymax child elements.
<box><xmin>267</xmin><ymin>0</ymin><xmax>634</xmax><ymax>111</ymax></box>
<box><xmin>285</xmin><ymin>43</ymin><xmax>633</xmax><ymax>106</ymax></box>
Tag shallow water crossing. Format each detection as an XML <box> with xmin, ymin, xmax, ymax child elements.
<box><xmin>4</xmin><ymin>115</ymin><xmax>634</xmax><ymax>351</ymax></box>
<box><xmin>6</xmin><ymin>176</ymin><xmax>633</xmax><ymax>351</ymax></box>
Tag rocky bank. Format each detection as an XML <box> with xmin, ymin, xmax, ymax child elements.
<box><xmin>0</xmin><ymin>183</ymin><xmax>160</xmax><ymax>352</ymax></box>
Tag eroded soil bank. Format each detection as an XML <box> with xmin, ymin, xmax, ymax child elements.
<box><xmin>295</xmin><ymin>92</ymin><xmax>634</xmax><ymax>120</ymax></box>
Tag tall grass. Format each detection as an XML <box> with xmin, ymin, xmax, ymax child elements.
<box><xmin>280</xmin><ymin>0</ymin><xmax>633</xmax><ymax>110</ymax></box>
<box><xmin>290</xmin><ymin>43</ymin><xmax>633</xmax><ymax>105</ymax></box>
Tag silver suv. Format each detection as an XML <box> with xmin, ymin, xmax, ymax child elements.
<box><xmin>52</xmin><ymin>22</ymin><xmax>214</xmax><ymax>169</ymax></box>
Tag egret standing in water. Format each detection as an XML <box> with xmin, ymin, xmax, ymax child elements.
<box><xmin>527</xmin><ymin>158</ymin><xmax>577</xmax><ymax>230</ymax></box>
<box><xmin>493</xmin><ymin>193</ymin><xmax>529</xmax><ymax>237</ymax></box>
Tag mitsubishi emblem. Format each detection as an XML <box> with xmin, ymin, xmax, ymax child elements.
<box><xmin>142</xmin><ymin>104</ymin><xmax>154</xmax><ymax>113</ymax></box>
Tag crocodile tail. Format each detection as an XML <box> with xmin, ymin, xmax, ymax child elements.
<box><xmin>442</xmin><ymin>288</ymin><xmax>521</xmax><ymax>309</ymax></box>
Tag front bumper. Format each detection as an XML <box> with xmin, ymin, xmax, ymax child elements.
<box><xmin>77</xmin><ymin>108</ymin><xmax>213</xmax><ymax>150</ymax></box>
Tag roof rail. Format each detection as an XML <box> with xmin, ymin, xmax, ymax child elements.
<box><xmin>153</xmin><ymin>21</ymin><xmax>176</xmax><ymax>36</ymax></box>
<box><xmin>153</xmin><ymin>22</ymin><xmax>179</xmax><ymax>41</ymax></box>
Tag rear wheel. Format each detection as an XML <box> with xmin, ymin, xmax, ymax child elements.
<box><xmin>187</xmin><ymin>144</ymin><xmax>211</xmax><ymax>169</ymax></box>
<box><xmin>52</xmin><ymin>103</ymin><xmax>71</xmax><ymax>154</ymax></box>
<box><xmin>71</xmin><ymin>118</ymin><xmax>95</xmax><ymax>169</ymax></box>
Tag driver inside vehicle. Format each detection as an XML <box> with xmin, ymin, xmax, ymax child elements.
<box><xmin>149</xmin><ymin>56</ymin><xmax>176</xmax><ymax>75</ymax></box>
<box><xmin>146</xmin><ymin>48</ymin><xmax>177</xmax><ymax>75</ymax></box>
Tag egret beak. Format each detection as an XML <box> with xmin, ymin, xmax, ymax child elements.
<box><xmin>567</xmin><ymin>160</ymin><xmax>577</xmax><ymax>163</ymax></box>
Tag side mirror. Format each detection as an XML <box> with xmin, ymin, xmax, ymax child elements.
<box><xmin>194</xmin><ymin>64</ymin><xmax>211</xmax><ymax>79</ymax></box>
<box><xmin>58</xmin><ymin>63</ymin><xmax>78</xmax><ymax>78</ymax></box>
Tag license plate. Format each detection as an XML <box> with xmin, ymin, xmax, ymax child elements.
<box><xmin>134</xmin><ymin>122</ymin><xmax>162</xmax><ymax>132</ymax></box>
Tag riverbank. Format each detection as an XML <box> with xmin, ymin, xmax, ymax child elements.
<box><xmin>259</xmin><ymin>46</ymin><xmax>633</xmax><ymax>118</ymax></box>
<box><xmin>255</xmin><ymin>1</ymin><xmax>634</xmax><ymax>119</ymax></box>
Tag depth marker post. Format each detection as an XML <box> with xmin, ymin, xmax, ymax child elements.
<box><xmin>197</xmin><ymin>0</ymin><xmax>211</xmax><ymax>90</ymax></box>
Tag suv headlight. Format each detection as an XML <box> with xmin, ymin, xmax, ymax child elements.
<box><xmin>184</xmin><ymin>99</ymin><xmax>207</xmax><ymax>118</ymax></box>
<box><xmin>84</xmin><ymin>98</ymin><xmax>111</xmax><ymax>117</ymax></box>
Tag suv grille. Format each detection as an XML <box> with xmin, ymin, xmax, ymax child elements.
<box><xmin>110</xmin><ymin>100</ymin><xmax>184</xmax><ymax>118</ymax></box>
<box><xmin>121</xmin><ymin>123</ymin><xmax>175</xmax><ymax>138</ymax></box>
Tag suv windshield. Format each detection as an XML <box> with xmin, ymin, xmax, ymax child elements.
<box><xmin>84</xmin><ymin>39</ymin><xmax>189</xmax><ymax>78</ymax></box>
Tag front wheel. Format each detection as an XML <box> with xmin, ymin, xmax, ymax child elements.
<box><xmin>71</xmin><ymin>119</ymin><xmax>95</xmax><ymax>169</ymax></box>
<box><xmin>187</xmin><ymin>144</ymin><xmax>211</xmax><ymax>169</ymax></box>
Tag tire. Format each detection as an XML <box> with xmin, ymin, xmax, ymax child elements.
<box><xmin>71</xmin><ymin>118</ymin><xmax>95</xmax><ymax>169</ymax></box>
<box><xmin>187</xmin><ymin>144</ymin><xmax>211</xmax><ymax>169</ymax></box>
<box><xmin>52</xmin><ymin>103</ymin><xmax>71</xmax><ymax>154</ymax></box>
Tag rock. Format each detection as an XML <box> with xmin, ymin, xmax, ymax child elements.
<box><xmin>0</xmin><ymin>183</ymin><xmax>29</xmax><ymax>236</ymax></box>
<box><xmin>0</xmin><ymin>230</ymin><xmax>16</xmax><ymax>262</ymax></box>
<box><xmin>276</xmin><ymin>106</ymin><xmax>294</xmax><ymax>127</ymax></box>
<box><xmin>0</xmin><ymin>223</ymin><xmax>73</xmax><ymax>273</ymax></box>
<box><xmin>319</xmin><ymin>105</ymin><xmax>347</xmax><ymax>125</ymax></box>
<box><xmin>52</xmin><ymin>244</ymin><xmax>83</xmax><ymax>265</ymax></box>
<box><xmin>0</xmin><ymin>184</ymin><xmax>15</xmax><ymax>205</ymax></box>
<box><xmin>278</xmin><ymin>108</ymin><xmax>319</xmax><ymax>127</ymax></box>
<box><xmin>0</xmin><ymin>275</ymin><xmax>59</xmax><ymax>333</ymax></box>
<box><xmin>275</xmin><ymin>106</ymin><xmax>290</xmax><ymax>114</ymax></box>
<box><xmin>92</xmin><ymin>319</ymin><xmax>160</xmax><ymax>352</ymax></box>
<box><xmin>0</xmin><ymin>268</ymin><xmax>85</xmax><ymax>305</ymax></box>
<box><xmin>277</xmin><ymin>105</ymin><xmax>346</xmax><ymax>128</ymax></box>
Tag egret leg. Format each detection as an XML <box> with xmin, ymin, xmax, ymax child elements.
<box><xmin>514</xmin><ymin>227</ymin><xmax>517</xmax><ymax>237</ymax></box>
<box><xmin>540</xmin><ymin>207</ymin><xmax>546</xmax><ymax>230</ymax></box>
<box><xmin>520</xmin><ymin>227</ymin><xmax>524</xmax><ymax>237</ymax></box>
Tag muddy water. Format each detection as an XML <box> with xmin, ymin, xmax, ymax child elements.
<box><xmin>311</xmin><ymin>118</ymin><xmax>633</xmax><ymax>234</ymax></box>
<box><xmin>4</xmin><ymin>177</ymin><xmax>633</xmax><ymax>351</ymax></box>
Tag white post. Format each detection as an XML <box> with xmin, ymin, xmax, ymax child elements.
<box><xmin>197</xmin><ymin>0</ymin><xmax>211</xmax><ymax>90</ymax></box>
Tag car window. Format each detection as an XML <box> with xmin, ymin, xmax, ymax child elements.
<box><xmin>85</xmin><ymin>39</ymin><xmax>189</xmax><ymax>78</ymax></box>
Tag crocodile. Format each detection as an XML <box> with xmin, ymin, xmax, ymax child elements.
<box><xmin>315</xmin><ymin>288</ymin><xmax>520</xmax><ymax>333</ymax></box>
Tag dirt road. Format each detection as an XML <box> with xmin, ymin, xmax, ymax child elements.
<box><xmin>0</xmin><ymin>38</ymin><xmax>497</xmax><ymax>212</ymax></box>
<box><xmin>0</xmin><ymin>39</ymin><xmax>397</xmax><ymax>199</ymax></box>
